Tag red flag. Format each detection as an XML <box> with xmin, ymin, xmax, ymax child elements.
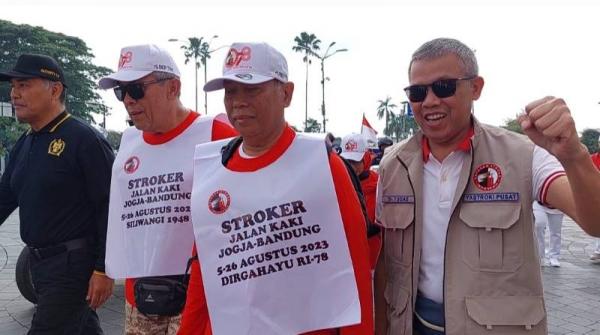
<box><xmin>361</xmin><ymin>114</ymin><xmax>378</xmax><ymax>149</ymax></box>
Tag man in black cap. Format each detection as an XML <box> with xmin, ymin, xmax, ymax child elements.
<box><xmin>0</xmin><ymin>53</ymin><xmax>115</xmax><ymax>334</ymax></box>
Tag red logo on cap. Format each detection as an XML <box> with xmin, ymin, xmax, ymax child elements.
<box><xmin>225</xmin><ymin>47</ymin><xmax>251</xmax><ymax>68</ymax></box>
<box><xmin>345</xmin><ymin>140</ymin><xmax>358</xmax><ymax>152</ymax></box>
<box><xmin>124</xmin><ymin>156</ymin><xmax>140</xmax><ymax>174</ymax></box>
<box><xmin>119</xmin><ymin>51</ymin><xmax>133</xmax><ymax>69</ymax></box>
<box><xmin>208</xmin><ymin>190</ymin><xmax>231</xmax><ymax>215</ymax></box>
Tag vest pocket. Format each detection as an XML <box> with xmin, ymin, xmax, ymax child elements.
<box><xmin>382</xmin><ymin>203</ymin><xmax>414</xmax><ymax>266</ymax></box>
<box><xmin>459</xmin><ymin>202</ymin><xmax>523</xmax><ymax>272</ymax></box>
<box><xmin>465</xmin><ymin>296</ymin><xmax>546</xmax><ymax>334</ymax></box>
<box><xmin>384</xmin><ymin>283</ymin><xmax>410</xmax><ymax>334</ymax></box>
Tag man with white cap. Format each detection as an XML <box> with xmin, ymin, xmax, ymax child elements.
<box><xmin>340</xmin><ymin>133</ymin><xmax>381</xmax><ymax>270</ymax></box>
<box><xmin>99</xmin><ymin>44</ymin><xmax>236</xmax><ymax>335</ymax></box>
<box><xmin>178</xmin><ymin>42</ymin><xmax>373</xmax><ymax>335</ymax></box>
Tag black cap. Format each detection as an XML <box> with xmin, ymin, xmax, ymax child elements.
<box><xmin>0</xmin><ymin>54</ymin><xmax>68</xmax><ymax>87</ymax></box>
<box><xmin>378</xmin><ymin>137</ymin><xmax>393</xmax><ymax>147</ymax></box>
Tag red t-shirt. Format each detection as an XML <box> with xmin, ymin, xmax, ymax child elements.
<box><xmin>124</xmin><ymin>112</ymin><xmax>237</xmax><ymax>307</ymax></box>
<box><xmin>361</xmin><ymin>170</ymin><xmax>381</xmax><ymax>270</ymax></box>
<box><xmin>592</xmin><ymin>152</ymin><xmax>600</xmax><ymax>170</ymax></box>
<box><xmin>178</xmin><ymin>126</ymin><xmax>374</xmax><ymax>335</ymax></box>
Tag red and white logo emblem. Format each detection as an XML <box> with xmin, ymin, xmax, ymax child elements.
<box><xmin>208</xmin><ymin>190</ymin><xmax>231</xmax><ymax>215</ymax></box>
<box><xmin>119</xmin><ymin>51</ymin><xmax>133</xmax><ymax>69</ymax></box>
<box><xmin>473</xmin><ymin>163</ymin><xmax>502</xmax><ymax>191</ymax></box>
<box><xmin>225</xmin><ymin>47</ymin><xmax>251</xmax><ymax>68</ymax></box>
<box><xmin>345</xmin><ymin>139</ymin><xmax>358</xmax><ymax>152</ymax></box>
<box><xmin>124</xmin><ymin>156</ymin><xmax>140</xmax><ymax>174</ymax></box>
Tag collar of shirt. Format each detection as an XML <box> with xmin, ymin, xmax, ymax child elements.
<box><xmin>142</xmin><ymin>111</ymin><xmax>198</xmax><ymax>145</ymax></box>
<box><xmin>29</xmin><ymin>111</ymin><xmax>70</xmax><ymax>134</ymax></box>
<box><xmin>421</xmin><ymin>126</ymin><xmax>475</xmax><ymax>163</ymax></box>
<box><xmin>227</xmin><ymin>124</ymin><xmax>295</xmax><ymax>172</ymax></box>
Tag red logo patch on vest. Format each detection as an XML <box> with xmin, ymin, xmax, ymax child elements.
<box><xmin>124</xmin><ymin>156</ymin><xmax>140</xmax><ymax>174</ymax></box>
<box><xmin>473</xmin><ymin>163</ymin><xmax>502</xmax><ymax>191</ymax></box>
<box><xmin>208</xmin><ymin>190</ymin><xmax>231</xmax><ymax>215</ymax></box>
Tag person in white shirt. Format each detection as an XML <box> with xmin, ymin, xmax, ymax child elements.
<box><xmin>533</xmin><ymin>201</ymin><xmax>565</xmax><ymax>267</ymax></box>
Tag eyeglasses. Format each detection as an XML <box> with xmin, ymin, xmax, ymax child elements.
<box><xmin>404</xmin><ymin>77</ymin><xmax>475</xmax><ymax>103</ymax></box>
<box><xmin>113</xmin><ymin>78</ymin><xmax>169</xmax><ymax>102</ymax></box>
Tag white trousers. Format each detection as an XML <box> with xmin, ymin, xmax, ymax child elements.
<box><xmin>533</xmin><ymin>208</ymin><xmax>564</xmax><ymax>260</ymax></box>
<box><xmin>594</xmin><ymin>239</ymin><xmax>600</xmax><ymax>255</ymax></box>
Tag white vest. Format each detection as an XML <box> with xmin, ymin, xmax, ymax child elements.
<box><xmin>191</xmin><ymin>134</ymin><xmax>360</xmax><ymax>335</ymax></box>
<box><xmin>105</xmin><ymin>115</ymin><xmax>213</xmax><ymax>278</ymax></box>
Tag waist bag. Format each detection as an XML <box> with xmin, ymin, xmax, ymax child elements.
<box><xmin>133</xmin><ymin>256</ymin><xmax>196</xmax><ymax>316</ymax></box>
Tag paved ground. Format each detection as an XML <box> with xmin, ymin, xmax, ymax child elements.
<box><xmin>0</xmin><ymin>212</ymin><xmax>125</xmax><ymax>335</ymax></box>
<box><xmin>1</xmin><ymin>211</ymin><xmax>599</xmax><ymax>334</ymax></box>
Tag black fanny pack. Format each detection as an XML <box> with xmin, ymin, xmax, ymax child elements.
<box><xmin>133</xmin><ymin>256</ymin><xmax>196</xmax><ymax>317</ymax></box>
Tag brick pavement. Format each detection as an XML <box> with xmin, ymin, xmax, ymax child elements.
<box><xmin>0</xmin><ymin>212</ymin><xmax>599</xmax><ymax>334</ymax></box>
<box><xmin>0</xmin><ymin>212</ymin><xmax>124</xmax><ymax>335</ymax></box>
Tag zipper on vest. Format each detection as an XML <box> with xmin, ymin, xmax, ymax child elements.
<box><xmin>396</xmin><ymin>155</ymin><xmax>418</xmax><ymax>319</ymax></box>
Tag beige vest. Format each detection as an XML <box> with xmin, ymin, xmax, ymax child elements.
<box><xmin>378</xmin><ymin>119</ymin><xmax>546</xmax><ymax>334</ymax></box>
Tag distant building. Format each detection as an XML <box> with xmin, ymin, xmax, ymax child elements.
<box><xmin>0</xmin><ymin>102</ymin><xmax>15</xmax><ymax>175</ymax></box>
<box><xmin>0</xmin><ymin>101</ymin><xmax>14</xmax><ymax>118</ymax></box>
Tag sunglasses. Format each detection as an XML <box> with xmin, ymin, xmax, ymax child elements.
<box><xmin>404</xmin><ymin>77</ymin><xmax>475</xmax><ymax>103</ymax></box>
<box><xmin>113</xmin><ymin>78</ymin><xmax>169</xmax><ymax>102</ymax></box>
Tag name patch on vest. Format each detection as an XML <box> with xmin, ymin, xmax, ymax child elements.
<box><xmin>382</xmin><ymin>195</ymin><xmax>414</xmax><ymax>204</ymax></box>
<box><xmin>463</xmin><ymin>192</ymin><xmax>520</xmax><ymax>202</ymax></box>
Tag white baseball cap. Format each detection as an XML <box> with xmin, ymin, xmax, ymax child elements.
<box><xmin>340</xmin><ymin>133</ymin><xmax>368</xmax><ymax>162</ymax></box>
<box><xmin>98</xmin><ymin>44</ymin><xmax>180</xmax><ymax>89</ymax></box>
<box><xmin>204</xmin><ymin>42</ymin><xmax>288</xmax><ymax>92</ymax></box>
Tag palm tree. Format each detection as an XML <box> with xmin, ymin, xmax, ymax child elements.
<box><xmin>376</xmin><ymin>96</ymin><xmax>397</xmax><ymax>137</ymax></box>
<box><xmin>304</xmin><ymin>117</ymin><xmax>322</xmax><ymax>133</ymax></box>
<box><xmin>388</xmin><ymin>112</ymin><xmax>401</xmax><ymax>141</ymax></box>
<box><xmin>292</xmin><ymin>32</ymin><xmax>321</xmax><ymax>128</ymax></box>
<box><xmin>181</xmin><ymin>37</ymin><xmax>211</xmax><ymax>113</ymax></box>
<box><xmin>388</xmin><ymin>104</ymin><xmax>420</xmax><ymax>141</ymax></box>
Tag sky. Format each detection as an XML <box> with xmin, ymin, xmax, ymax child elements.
<box><xmin>3</xmin><ymin>0</ymin><xmax>600</xmax><ymax>137</ymax></box>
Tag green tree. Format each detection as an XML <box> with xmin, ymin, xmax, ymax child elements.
<box><xmin>388</xmin><ymin>111</ymin><xmax>419</xmax><ymax>141</ymax></box>
<box><xmin>0</xmin><ymin>116</ymin><xmax>27</xmax><ymax>156</ymax></box>
<box><xmin>180</xmin><ymin>37</ymin><xmax>214</xmax><ymax>113</ymax></box>
<box><xmin>304</xmin><ymin>117</ymin><xmax>322</xmax><ymax>133</ymax></box>
<box><xmin>501</xmin><ymin>117</ymin><xmax>524</xmax><ymax>134</ymax></box>
<box><xmin>376</xmin><ymin>96</ymin><xmax>397</xmax><ymax>137</ymax></box>
<box><xmin>292</xmin><ymin>32</ymin><xmax>321</xmax><ymax>128</ymax></box>
<box><xmin>0</xmin><ymin>19</ymin><xmax>111</xmax><ymax>124</ymax></box>
<box><xmin>106</xmin><ymin>130</ymin><xmax>123</xmax><ymax>151</ymax></box>
<box><xmin>580</xmin><ymin>128</ymin><xmax>600</xmax><ymax>154</ymax></box>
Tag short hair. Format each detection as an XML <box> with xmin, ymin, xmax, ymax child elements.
<box><xmin>152</xmin><ymin>71</ymin><xmax>179</xmax><ymax>81</ymax></box>
<box><xmin>43</xmin><ymin>79</ymin><xmax>66</xmax><ymax>104</ymax></box>
<box><xmin>409</xmin><ymin>38</ymin><xmax>478</xmax><ymax>78</ymax></box>
<box><xmin>59</xmin><ymin>85</ymin><xmax>66</xmax><ymax>103</ymax></box>
<box><xmin>152</xmin><ymin>71</ymin><xmax>180</xmax><ymax>97</ymax></box>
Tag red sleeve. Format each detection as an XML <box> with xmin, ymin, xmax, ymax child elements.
<box><xmin>211</xmin><ymin>119</ymin><xmax>238</xmax><ymax>141</ymax></box>
<box><xmin>592</xmin><ymin>153</ymin><xmax>600</xmax><ymax>170</ymax></box>
<box><xmin>362</xmin><ymin>171</ymin><xmax>382</xmax><ymax>270</ymax></box>
<box><xmin>332</xmin><ymin>154</ymin><xmax>373</xmax><ymax>334</ymax></box>
<box><xmin>178</xmin><ymin>245</ymin><xmax>212</xmax><ymax>335</ymax></box>
<box><xmin>179</xmin><ymin>119</ymin><xmax>234</xmax><ymax>335</ymax></box>
<box><xmin>303</xmin><ymin>154</ymin><xmax>374</xmax><ymax>335</ymax></box>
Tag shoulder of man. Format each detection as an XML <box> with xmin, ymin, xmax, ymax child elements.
<box><xmin>211</xmin><ymin>116</ymin><xmax>238</xmax><ymax>141</ymax></box>
<box><xmin>379</xmin><ymin>136</ymin><xmax>413</xmax><ymax>167</ymax></box>
<box><xmin>65</xmin><ymin>115</ymin><xmax>114</xmax><ymax>154</ymax></box>
<box><xmin>476</xmin><ymin>122</ymin><xmax>532</xmax><ymax>146</ymax></box>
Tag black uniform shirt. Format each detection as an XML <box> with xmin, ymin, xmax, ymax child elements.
<box><xmin>0</xmin><ymin>111</ymin><xmax>114</xmax><ymax>272</ymax></box>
